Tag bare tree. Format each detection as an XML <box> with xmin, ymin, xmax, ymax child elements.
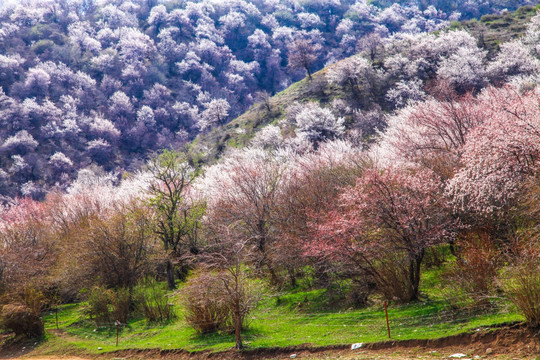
<box><xmin>81</xmin><ymin>201</ymin><xmax>156</xmax><ymax>290</ymax></box>
<box><xmin>201</xmin><ymin>224</ymin><xmax>261</xmax><ymax>350</ymax></box>
<box><xmin>287</xmin><ymin>39</ymin><xmax>322</xmax><ymax>80</ymax></box>
<box><xmin>254</xmin><ymin>90</ymin><xmax>272</xmax><ymax>114</ymax></box>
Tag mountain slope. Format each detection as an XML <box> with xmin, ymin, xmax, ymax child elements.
<box><xmin>187</xmin><ymin>66</ymin><xmax>339</xmax><ymax>163</ymax></box>
<box><xmin>453</xmin><ymin>4</ymin><xmax>540</xmax><ymax>56</ymax></box>
<box><xmin>188</xmin><ymin>4</ymin><xmax>540</xmax><ymax>165</ymax></box>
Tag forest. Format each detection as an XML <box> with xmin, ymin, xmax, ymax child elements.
<box><xmin>0</xmin><ymin>0</ymin><xmax>535</xmax><ymax>199</ymax></box>
<box><xmin>0</xmin><ymin>0</ymin><xmax>540</xmax><ymax>355</ymax></box>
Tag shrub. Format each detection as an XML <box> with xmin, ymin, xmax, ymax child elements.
<box><xmin>86</xmin><ymin>286</ymin><xmax>132</xmax><ymax>326</ymax></box>
<box><xmin>86</xmin><ymin>286</ymin><xmax>113</xmax><ymax>326</ymax></box>
<box><xmin>134</xmin><ymin>278</ymin><xmax>175</xmax><ymax>323</ymax></box>
<box><xmin>76</xmin><ymin>203</ymin><xmax>156</xmax><ymax>291</ymax></box>
<box><xmin>111</xmin><ymin>287</ymin><xmax>131</xmax><ymax>324</ymax></box>
<box><xmin>345</xmin><ymin>281</ymin><xmax>372</xmax><ymax>308</ymax></box>
<box><xmin>181</xmin><ymin>272</ymin><xmax>231</xmax><ymax>333</ymax></box>
<box><xmin>445</xmin><ymin>232</ymin><xmax>500</xmax><ymax>306</ymax></box>
<box><xmin>371</xmin><ymin>252</ymin><xmax>424</xmax><ymax>302</ymax></box>
<box><xmin>23</xmin><ymin>287</ymin><xmax>47</xmax><ymax>315</ymax></box>
<box><xmin>501</xmin><ymin>245</ymin><xmax>540</xmax><ymax>328</ymax></box>
<box><xmin>1</xmin><ymin>304</ymin><xmax>44</xmax><ymax>338</ymax></box>
<box><xmin>423</xmin><ymin>245</ymin><xmax>449</xmax><ymax>268</ymax></box>
<box><xmin>182</xmin><ymin>271</ymin><xmax>262</xmax><ymax>335</ymax></box>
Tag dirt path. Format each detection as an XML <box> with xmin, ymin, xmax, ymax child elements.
<box><xmin>3</xmin><ymin>325</ymin><xmax>539</xmax><ymax>360</ymax></box>
<box><xmin>5</xmin><ymin>358</ymin><xmax>89</xmax><ymax>360</ymax></box>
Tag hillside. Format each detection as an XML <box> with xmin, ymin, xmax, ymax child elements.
<box><xmin>454</xmin><ymin>4</ymin><xmax>540</xmax><ymax>55</ymax></box>
<box><xmin>188</xmin><ymin>4</ymin><xmax>540</xmax><ymax>165</ymax></box>
<box><xmin>0</xmin><ymin>0</ymin><xmax>483</xmax><ymax>201</ymax></box>
<box><xmin>187</xmin><ymin>65</ymin><xmax>336</xmax><ymax>163</ymax></box>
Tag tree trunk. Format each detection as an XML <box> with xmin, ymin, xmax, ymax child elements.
<box><xmin>257</xmin><ymin>233</ymin><xmax>280</xmax><ymax>285</ymax></box>
<box><xmin>448</xmin><ymin>239</ymin><xmax>457</xmax><ymax>257</ymax></box>
<box><xmin>267</xmin><ymin>263</ymin><xmax>280</xmax><ymax>286</ymax></box>
<box><xmin>288</xmin><ymin>267</ymin><xmax>297</xmax><ymax>288</ymax></box>
<box><xmin>314</xmin><ymin>263</ymin><xmax>329</xmax><ymax>287</ymax></box>
<box><xmin>234</xmin><ymin>307</ymin><xmax>243</xmax><ymax>350</ymax></box>
<box><xmin>166</xmin><ymin>259</ymin><xmax>176</xmax><ymax>290</ymax></box>
<box><xmin>306</xmin><ymin>65</ymin><xmax>312</xmax><ymax>80</ymax></box>
<box><xmin>408</xmin><ymin>250</ymin><xmax>424</xmax><ymax>301</ymax></box>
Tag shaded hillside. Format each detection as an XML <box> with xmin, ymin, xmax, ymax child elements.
<box><xmin>0</xmin><ymin>0</ymin><xmax>467</xmax><ymax>200</ymax></box>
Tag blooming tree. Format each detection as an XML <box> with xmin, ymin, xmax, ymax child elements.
<box><xmin>287</xmin><ymin>38</ymin><xmax>322</xmax><ymax>80</ymax></box>
<box><xmin>294</xmin><ymin>103</ymin><xmax>345</xmax><ymax>145</ymax></box>
<box><xmin>446</xmin><ymin>86</ymin><xmax>540</xmax><ymax>222</ymax></box>
<box><xmin>437</xmin><ymin>46</ymin><xmax>487</xmax><ymax>92</ymax></box>
<box><xmin>199</xmin><ymin>147</ymin><xmax>286</xmax><ymax>284</ymax></box>
<box><xmin>487</xmin><ymin>41</ymin><xmax>540</xmax><ymax>84</ymax></box>
<box><xmin>311</xmin><ymin>165</ymin><xmax>454</xmax><ymax>301</ymax></box>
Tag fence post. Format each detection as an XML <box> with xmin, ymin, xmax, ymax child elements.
<box><xmin>115</xmin><ymin>320</ymin><xmax>120</xmax><ymax>346</ymax></box>
<box><xmin>384</xmin><ymin>301</ymin><xmax>391</xmax><ymax>339</ymax></box>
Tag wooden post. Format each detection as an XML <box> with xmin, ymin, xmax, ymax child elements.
<box><xmin>115</xmin><ymin>320</ymin><xmax>120</xmax><ymax>346</ymax></box>
<box><xmin>384</xmin><ymin>301</ymin><xmax>391</xmax><ymax>339</ymax></box>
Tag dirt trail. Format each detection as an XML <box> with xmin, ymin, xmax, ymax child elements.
<box><xmin>4</xmin><ymin>358</ymin><xmax>88</xmax><ymax>360</ymax></box>
<box><xmin>3</xmin><ymin>325</ymin><xmax>539</xmax><ymax>360</ymax></box>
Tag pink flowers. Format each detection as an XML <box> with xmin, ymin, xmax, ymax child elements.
<box><xmin>309</xmin><ymin>165</ymin><xmax>455</xmax><ymax>300</ymax></box>
<box><xmin>447</xmin><ymin>86</ymin><xmax>540</xmax><ymax>219</ymax></box>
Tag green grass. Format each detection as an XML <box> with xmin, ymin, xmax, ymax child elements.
<box><xmin>35</xmin><ymin>266</ymin><xmax>524</xmax><ymax>356</ymax></box>
<box><xmin>452</xmin><ymin>4</ymin><xmax>540</xmax><ymax>56</ymax></box>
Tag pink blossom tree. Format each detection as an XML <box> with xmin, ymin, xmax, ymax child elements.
<box><xmin>311</xmin><ymin>165</ymin><xmax>455</xmax><ymax>301</ymax></box>
<box><xmin>377</xmin><ymin>85</ymin><xmax>486</xmax><ymax>179</ymax></box>
<box><xmin>277</xmin><ymin>140</ymin><xmax>364</xmax><ymax>287</ymax></box>
<box><xmin>446</xmin><ymin>86</ymin><xmax>540</xmax><ymax>223</ymax></box>
<box><xmin>0</xmin><ymin>197</ymin><xmax>56</xmax><ymax>299</ymax></box>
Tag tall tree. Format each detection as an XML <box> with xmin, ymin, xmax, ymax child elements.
<box><xmin>147</xmin><ymin>149</ymin><xmax>203</xmax><ymax>289</ymax></box>
<box><xmin>200</xmin><ymin>148</ymin><xmax>285</xmax><ymax>284</ymax></box>
<box><xmin>200</xmin><ymin>224</ymin><xmax>260</xmax><ymax>350</ymax></box>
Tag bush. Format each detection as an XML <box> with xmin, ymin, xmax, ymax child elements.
<box><xmin>111</xmin><ymin>287</ymin><xmax>131</xmax><ymax>324</ymax></box>
<box><xmin>374</xmin><ymin>252</ymin><xmax>418</xmax><ymax>302</ymax></box>
<box><xmin>134</xmin><ymin>278</ymin><xmax>175</xmax><ymax>323</ymax></box>
<box><xmin>86</xmin><ymin>286</ymin><xmax>131</xmax><ymax>326</ymax></box>
<box><xmin>445</xmin><ymin>232</ymin><xmax>500</xmax><ymax>306</ymax></box>
<box><xmin>181</xmin><ymin>272</ymin><xmax>231</xmax><ymax>333</ymax></box>
<box><xmin>182</xmin><ymin>271</ymin><xmax>262</xmax><ymax>335</ymax></box>
<box><xmin>501</xmin><ymin>245</ymin><xmax>540</xmax><ymax>328</ymax></box>
<box><xmin>79</xmin><ymin>204</ymin><xmax>156</xmax><ymax>290</ymax></box>
<box><xmin>1</xmin><ymin>304</ymin><xmax>44</xmax><ymax>338</ymax></box>
<box><xmin>23</xmin><ymin>287</ymin><xmax>47</xmax><ymax>315</ymax></box>
<box><xmin>86</xmin><ymin>286</ymin><xmax>113</xmax><ymax>326</ymax></box>
<box><xmin>346</xmin><ymin>281</ymin><xmax>373</xmax><ymax>308</ymax></box>
<box><xmin>423</xmin><ymin>245</ymin><xmax>449</xmax><ymax>268</ymax></box>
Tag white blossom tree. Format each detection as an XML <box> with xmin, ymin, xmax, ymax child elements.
<box><xmin>294</xmin><ymin>103</ymin><xmax>345</xmax><ymax>145</ymax></box>
<box><xmin>198</xmin><ymin>98</ymin><xmax>231</xmax><ymax>132</ymax></box>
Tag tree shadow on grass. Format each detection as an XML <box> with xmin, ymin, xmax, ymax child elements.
<box><xmin>187</xmin><ymin>329</ymin><xmax>259</xmax><ymax>350</ymax></box>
